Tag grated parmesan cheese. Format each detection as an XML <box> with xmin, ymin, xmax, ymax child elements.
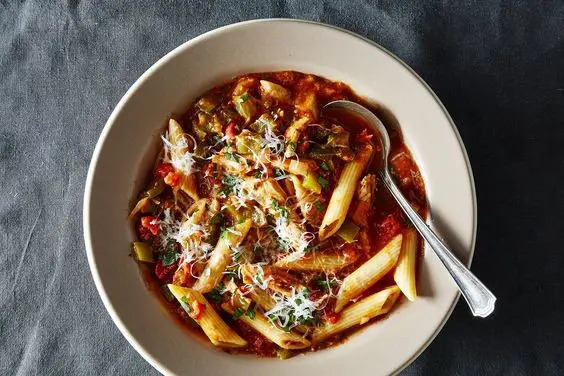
<box><xmin>264</xmin><ymin>288</ymin><xmax>318</xmax><ymax>329</ymax></box>
<box><xmin>161</xmin><ymin>133</ymin><xmax>198</xmax><ymax>176</ymax></box>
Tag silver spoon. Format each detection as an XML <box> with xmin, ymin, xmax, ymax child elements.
<box><xmin>322</xmin><ymin>100</ymin><xmax>496</xmax><ymax>318</ymax></box>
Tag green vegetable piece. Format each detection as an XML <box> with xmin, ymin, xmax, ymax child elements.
<box><xmin>317</xmin><ymin>176</ymin><xmax>330</xmax><ymax>189</ymax></box>
<box><xmin>161</xmin><ymin>285</ymin><xmax>175</xmax><ymax>302</ymax></box>
<box><xmin>232</xmin><ymin>307</ymin><xmax>245</xmax><ymax>320</ymax></box>
<box><xmin>233</xmin><ymin>91</ymin><xmax>256</xmax><ymax>122</ymax></box>
<box><xmin>180</xmin><ymin>296</ymin><xmax>191</xmax><ymax>313</ymax></box>
<box><xmin>245</xmin><ymin>308</ymin><xmax>256</xmax><ymax>319</ymax></box>
<box><xmin>336</xmin><ymin>219</ymin><xmax>360</xmax><ymax>243</ymax></box>
<box><xmin>314</xmin><ymin>200</ymin><xmax>324</xmax><ymax>212</ymax></box>
<box><xmin>132</xmin><ymin>242</ymin><xmax>154</xmax><ymax>263</ymax></box>
<box><xmin>320</xmin><ymin>161</ymin><xmax>330</xmax><ymax>171</ymax></box>
<box><xmin>210</xmin><ymin>213</ymin><xmax>223</xmax><ymax>225</ymax></box>
<box><xmin>196</xmin><ymin>96</ymin><xmax>218</xmax><ymax>113</ymax></box>
<box><xmin>161</xmin><ymin>251</ymin><xmax>180</xmax><ymax>266</ymax></box>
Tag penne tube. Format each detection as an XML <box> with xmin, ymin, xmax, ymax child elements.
<box><xmin>168</xmin><ymin>119</ymin><xmax>199</xmax><ymax>201</ymax></box>
<box><xmin>275</xmin><ymin>251</ymin><xmax>356</xmax><ymax>272</ymax></box>
<box><xmin>334</xmin><ymin>234</ymin><xmax>402</xmax><ymax>312</ymax></box>
<box><xmin>192</xmin><ymin>219</ymin><xmax>252</xmax><ymax>293</ymax></box>
<box><xmin>221</xmin><ymin>303</ymin><xmax>311</xmax><ymax>350</ymax></box>
<box><xmin>319</xmin><ymin>144</ymin><xmax>373</xmax><ymax>240</ymax></box>
<box><xmin>271</xmin><ymin>159</ymin><xmax>321</xmax><ymax>194</ymax></box>
<box><xmin>284</xmin><ymin>117</ymin><xmax>310</xmax><ymax>157</ymax></box>
<box><xmin>311</xmin><ymin>285</ymin><xmax>401</xmax><ymax>345</ymax></box>
<box><xmin>393</xmin><ymin>228</ymin><xmax>418</xmax><ymax>301</ymax></box>
<box><xmin>167</xmin><ymin>284</ymin><xmax>247</xmax><ymax>348</ymax></box>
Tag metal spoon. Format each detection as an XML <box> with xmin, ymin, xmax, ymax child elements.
<box><xmin>322</xmin><ymin>100</ymin><xmax>496</xmax><ymax>318</ymax></box>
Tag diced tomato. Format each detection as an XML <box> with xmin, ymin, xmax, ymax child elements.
<box><xmin>138</xmin><ymin>225</ymin><xmax>152</xmax><ymax>241</ymax></box>
<box><xmin>164</xmin><ymin>172</ymin><xmax>181</xmax><ymax>187</ymax></box>
<box><xmin>378</xmin><ymin>214</ymin><xmax>402</xmax><ymax>243</ymax></box>
<box><xmin>225</xmin><ymin>121</ymin><xmax>238</xmax><ymax>140</ymax></box>
<box><xmin>298</xmin><ymin>140</ymin><xmax>310</xmax><ymax>154</ymax></box>
<box><xmin>325</xmin><ymin>311</ymin><xmax>340</xmax><ymax>324</ymax></box>
<box><xmin>191</xmin><ymin>300</ymin><xmax>205</xmax><ymax>320</ymax></box>
<box><xmin>154</xmin><ymin>259</ymin><xmax>177</xmax><ymax>281</ymax></box>
<box><xmin>155</xmin><ymin>163</ymin><xmax>175</xmax><ymax>178</ymax></box>
<box><xmin>342</xmin><ymin>245</ymin><xmax>358</xmax><ymax>261</ymax></box>
<box><xmin>141</xmin><ymin>216</ymin><xmax>160</xmax><ymax>235</ymax></box>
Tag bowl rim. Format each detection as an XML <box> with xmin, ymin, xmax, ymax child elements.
<box><xmin>83</xmin><ymin>18</ymin><xmax>477</xmax><ymax>376</ymax></box>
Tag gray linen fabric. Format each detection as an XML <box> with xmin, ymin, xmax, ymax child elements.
<box><xmin>1</xmin><ymin>1</ymin><xmax>563</xmax><ymax>375</ymax></box>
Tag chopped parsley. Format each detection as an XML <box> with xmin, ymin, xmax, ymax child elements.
<box><xmin>161</xmin><ymin>251</ymin><xmax>180</xmax><ymax>266</ymax></box>
<box><xmin>232</xmin><ymin>307</ymin><xmax>245</xmax><ymax>320</ymax></box>
<box><xmin>240</xmin><ymin>92</ymin><xmax>250</xmax><ymax>102</ymax></box>
<box><xmin>213</xmin><ymin>135</ymin><xmax>225</xmax><ymax>147</ymax></box>
<box><xmin>273</xmin><ymin>168</ymin><xmax>285</xmax><ymax>177</ymax></box>
<box><xmin>320</xmin><ymin>161</ymin><xmax>330</xmax><ymax>171</ymax></box>
<box><xmin>222</xmin><ymin>175</ymin><xmax>240</xmax><ymax>195</ymax></box>
<box><xmin>225</xmin><ymin>151</ymin><xmax>241</xmax><ymax>162</ymax></box>
<box><xmin>317</xmin><ymin>176</ymin><xmax>330</xmax><ymax>189</ymax></box>
<box><xmin>205</xmin><ymin>283</ymin><xmax>225</xmax><ymax>304</ymax></box>
<box><xmin>180</xmin><ymin>296</ymin><xmax>191</xmax><ymax>313</ymax></box>
<box><xmin>314</xmin><ymin>200</ymin><xmax>324</xmax><ymax>212</ymax></box>
<box><xmin>287</xmin><ymin>142</ymin><xmax>297</xmax><ymax>152</ymax></box>
<box><xmin>210</xmin><ymin>213</ymin><xmax>223</xmax><ymax>225</ymax></box>
<box><xmin>245</xmin><ymin>308</ymin><xmax>256</xmax><ymax>319</ymax></box>
<box><xmin>254</xmin><ymin>170</ymin><xmax>264</xmax><ymax>178</ymax></box>
<box><xmin>271</xmin><ymin>199</ymin><xmax>289</xmax><ymax>218</ymax></box>
<box><xmin>316</xmin><ymin>279</ymin><xmax>337</xmax><ymax>290</ymax></box>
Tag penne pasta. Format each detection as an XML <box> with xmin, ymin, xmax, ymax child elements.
<box><xmin>129</xmin><ymin>72</ymin><xmax>429</xmax><ymax>356</ymax></box>
<box><xmin>319</xmin><ymin>144</ymin><xmax>373</xmax><ymax>240</ymax></box>
<box><xmin>393</xmin><ymin>228</ymin><xmax>418</xmax><ymax>301</ymax></box>
<box><xmin>167</xmin><ymin>284</ymin><xmax>247</xmax><ymax>348</ymax></box>
<box><xmin>312</xmin><ymin>286</ymin><xmax>401</xmax><ymax>345</ymax></box>
<box><xmin>221</xmin><ymin>303</ymin><xmax>311</xmax><ymax>350</ymax></box>
<box><xmin>334</xmin><ymin>234</ymin><xmax>402</xmax><ymax>312</ymax></box>
<box><xmin>275</xmin><ymin>251</ymin><xmax>355</xmax><ymax>272</ymax></box>
<box><xmin>284</xmin><ymin>117</ymin><xmax>310</xmax><ymax>157</ymax></box>
<box><xmin>192</xmin><ymin>219</ymin><xmax>252</xmax><ymax>293</ymax></box>
<box><xmin>168</xmin><ymin>119</ymin><xmax>199</xmax><ymax>201</ymax></box>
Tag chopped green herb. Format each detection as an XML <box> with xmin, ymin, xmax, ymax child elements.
<box><xmin>245</xmin><ymin>308</ymin><xmax>256</xmax><ymax>319</ymax></box>
<box><xmin>205</xmin><ymin>283</ymin><xmax>225</xmax><ymax>304</ymax></box>
<box><xmin>271</xmin><ymin>199</ymin><xmax>281</xmax><ymax>211</ymax></box>
<box><xmin>232</xmin><ymin>307</ymin><xmax>245</xmax><ymax>320</ymax></box>
<box><xmin>316</xmin><ymin>279</ymin><xmax>337</xmax><ymax>290</ymax></box>
<box><xmin>301</xmin><ymin>287</ymin><xmax>311</xmax><ymax>298</ymax></box>
<box><xmin>317</xmin><ymin>176</ymin><xmax>330</xmax><ymax>189</ymax></box>
<box><xmin>225</xmin><ymin>151</ymin><xmax>240</xmax><ymax>162</ymax></box>
<box><xmin>273</xmin><ymin>168</ymin><xmax>285</xmax><ymax>177</ymax></box>
<box><xmin>314</xmin><ymin>200</ymin><xmax>324</xmax><ymax>212</ymax></box>
<box><xmin>240</xmin><ymin>92</ymin><xmax>250</xmax><ymax>102</ymax></box>
<box><xmin>254</xmin><ymin>170</ymin><xmax>264</xmax><ymax>178</ymax></box>
<box><xmin>180</xmin><ymin>296</ymin><xmax>191</xmax><ymax>313</ymax></box>
<box><xmin>320</xmin><ymin>161</ymin><xmax>330</xmax><ymax>171</ymax></box>
<box><xmin>210</xmin><ymin>213</ymin><xmax>223</xmax><ymax>225</ymax></box>
<box><xmin>222</xmin><ymin>175</ymin><xmax>241</xmax><ymax>195</ymax></box>
<box><xmin>161</xmin><ymin>251</ymin><xmax>180</xmax><ymax>266</ymax></box>
<box><xmin>213</xmin><ymin>135</ymin><xmax>225</xmax><ymax>147</ymax></box>
<box><xmin>280</xmin><ymin>207</ymin><xmax>289</xmax><ymax>218</ymax></box>
<box><xmin>288</xmin><ymin>142</ymin><xmax>297</xmax><ymax>152</ymax></box>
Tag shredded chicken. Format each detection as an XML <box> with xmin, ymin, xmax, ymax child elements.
<box><xmin>351</xmin><ymin>174</ymin><xmax>377</xmax><ymax>227</ymax></box>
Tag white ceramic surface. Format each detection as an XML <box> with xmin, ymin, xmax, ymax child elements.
<box><xmin>84</xmin><ymin>19</ymin><xmax>476</xmax><ymax>376</ymax></box>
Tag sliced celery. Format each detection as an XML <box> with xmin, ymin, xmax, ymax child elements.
<box><xmin>233</xmin><ymin>91</ymin><xmax>256</xmax><ymax>122</ymax></box>
<box><xmin>336</xmin><ymin>219</ymin><xmax>360</xmax><ymax>243</ymax></box>
<box><xmin>132</xmin><ymin>242</ymin><xmax>154</xmax><ymax>263</ymax></box>
<box><xmin>302</xmin><ymin>172</ymin><xmax>322</xmax><ymax>194</ymax></box>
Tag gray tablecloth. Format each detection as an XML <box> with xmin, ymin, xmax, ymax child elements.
<box><xmin>1</xmin><ymin>1</ymin><xmax>563</xmax><ymax>375</ymax></box>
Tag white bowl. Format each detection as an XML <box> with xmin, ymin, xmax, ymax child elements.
<box><xmin>84</xmin><ymin>19</ymin><xmax>476</xmax><ymax>376</ymax></box>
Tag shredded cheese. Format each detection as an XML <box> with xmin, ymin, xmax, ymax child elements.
<box><xmin>264</xmin><ymin>288</ymin><xmax>318</xmax><ymax>329</ymax></box>
<box><xmin>161</xmin><ymin>133</ymin><xmax>198</xmax><ymax>176</ymax></box>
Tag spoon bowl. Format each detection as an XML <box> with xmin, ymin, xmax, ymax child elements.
<box><xmin>322</xmin><ymin>100</ymin><xmax>497</xmax><ymax>318</ymax></box>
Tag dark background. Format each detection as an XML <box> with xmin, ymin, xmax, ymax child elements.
<box><xmin>1</xmin><ymin>1</ymin><xmax>562</xmax><ymax>375</ymax></box>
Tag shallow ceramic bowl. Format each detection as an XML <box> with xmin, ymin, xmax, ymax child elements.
<box><xmin>84</xmin><ymin>19</ymin><xmax>476</xmax><ymax>376</ymax></box>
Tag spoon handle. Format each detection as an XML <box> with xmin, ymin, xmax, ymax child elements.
<box><xmin>381</xmin><ymin>169</ymin><xmax>496</xmax><ymax>317</ymax></box>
